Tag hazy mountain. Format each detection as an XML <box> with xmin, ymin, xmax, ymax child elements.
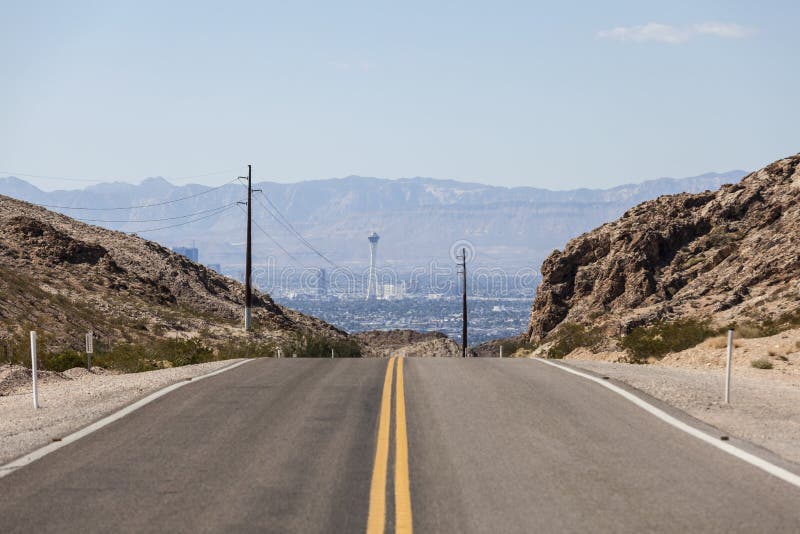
<box><xmin>0</xmin><ymin>171</ymin><xmax>747</xmax><ymax>273</ymax></box>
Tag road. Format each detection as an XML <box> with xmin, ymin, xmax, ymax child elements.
<box><xmin>2</xmin><ymin>358</ymin><xmax>800</xmax><ymax>533</ymax></box>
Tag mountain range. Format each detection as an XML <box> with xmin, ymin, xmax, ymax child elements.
<box><xmin>0</xmin><ymin>171</ymin><xmax>748</xmax><ymax>274</ymax></box>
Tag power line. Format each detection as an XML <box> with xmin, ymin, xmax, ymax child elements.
<box><xmin>36</xmin><ymin>177</ymin><xmax>240</xmax><ymax>211</ymax></box>
<box><xmin>126</xmin><ymin>204</ymin><xmax>237</xmax><ymax>233</ymax></box>
<box><xmin>238</xmin><ymin>204</ymin><xmax>305</xmax><ymax>268</ymax></box>
<box><xmin>255</xmin><ymin>191</ymin><xmax>339</xmax><ymax>268</ymax></box>
<box><xmin>254</xmin><ymin>194</ymin><xmax>330</xmax><ymax>266</ymax></box>
<box><xmin>77</xmin><ymin>201</ymin><xmax>242</xmax><ymax>223</ymax></box>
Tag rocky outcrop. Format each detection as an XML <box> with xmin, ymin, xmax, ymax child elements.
<box><xmin>354</xmin><ymin>329</ymin><xmax>461</xmax><ymax>358</ymax></box>
<box><xmin>528</xmin><ymin>154</ymin><xmax>800</xmax><ymax>342</ymax></box>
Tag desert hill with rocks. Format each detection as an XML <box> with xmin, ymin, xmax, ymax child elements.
<box><xmin>528</xmin><ymin>154</ymin><xmax>800</xmax><ymax>344</ymax></box>
<box><xmin>354</xmin><ymin>329</ymin><xmax>462</xmax><ymax>358</ymax></box>
<box><xmin>0</xmin><ymin>194</ymin><xmax>346</xmax><ymax>360</ymax></box>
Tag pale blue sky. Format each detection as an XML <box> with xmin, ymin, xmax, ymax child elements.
<box><xmin>1</xmin><ymin>0</ymin><xmax>798</xmax><ymax>190</ymax></box>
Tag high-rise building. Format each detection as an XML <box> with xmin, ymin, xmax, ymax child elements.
<box><xmin>382</xmin><ymin>281</ymin><xmax>406</xmax><ymax>300</ymax></box>
<box><xmin>172</xmin><ymin>246</ymin><xmax>199</xmax><ymax>263</ymax></box>
<box><xmin>366</xmin><ymin>232</ymin><xmax>380</xmax><ymax>300</ymax></box>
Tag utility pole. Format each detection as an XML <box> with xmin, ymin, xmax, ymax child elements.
<box><xmin>244</xmin><ymin>164</ymin><xmax>253</xmax><ymax>331</ymax></box>
<box><xmin>459</xmin><ymin>247</ymin><xmax>468</xmax><ymax>358</ymax></box>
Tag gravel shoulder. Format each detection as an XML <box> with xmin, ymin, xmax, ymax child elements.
<box><xmin>563</xmin><ymin>359</ymin><xmax>800</xmax><ymax>465</ymax></box>
<box><xmin>0</xmin><ymin>360</ymin><xmax>244</xmax><ymax>465</ymax></box>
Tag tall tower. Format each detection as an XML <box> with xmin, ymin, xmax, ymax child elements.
<box><xmin>366</xmin><ymin>232</ymin><xmax>380</xmax><ymax>300</ymax></box>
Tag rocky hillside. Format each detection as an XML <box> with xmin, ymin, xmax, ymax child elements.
<box><xmin>0</xmin><ymin>195</ymin><xmax>344</xmax><ymax>355</ymax></box>
<box><xmin>528</xmin><ymin>154</ymin><xmax>800</xmax><ymax>342</ymax></box>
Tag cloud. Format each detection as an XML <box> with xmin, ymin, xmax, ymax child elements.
<box><xmin>693</xmin><ymin>22</ymin><xmax>755</xmax><ymax>39</ymax></box>
<box><xmin>597</xmin><ymin>22</ymin><xmax>755</xmax><ymax>44</ymax></box>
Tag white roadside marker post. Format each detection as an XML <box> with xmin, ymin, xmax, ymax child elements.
<box><xmin>500</xmin><ymin>346</ymin><xmax>503</xmax><ymax>359</ymax></box>
<box><xmin>30</xmin><ymin>331</ymin><xmax>39</xmax><ymax>409</ymax></box>
<box><xmin>331</xmin><ymin>348</ymin><xmax>334</xmax><ymax>359</ymax></box>
<box><xmin>725</xmin><ymin>329</ymin><xmax>734</xmax><ymax>404</ymax></box>
<box><xmin>85</xmin><ymin>331</ymin><xmax>94</xmax><ymax>370</ymax></box>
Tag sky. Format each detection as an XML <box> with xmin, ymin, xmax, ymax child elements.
<box><xmin>1</xmin><ymin>0</ymin><xmax>798</xmax><ymax>191</ymax></box>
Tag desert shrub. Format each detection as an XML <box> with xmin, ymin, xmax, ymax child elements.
<box><xmin>766</xmin><ymin>309</ymin><xmax>800</xmax><ymax>332</ymax></box>
<box><xmin>1</xmin><ymin>336</ymin><xmax>30</xmax><ymax>368</ymax></box>
<box><xmin>4</xmin><ymin>329</ymin><xmax>291</xmax><ymax>374</ymax></box>
<box><xmin>735</xmin><ymin>309</ymin><xmax>800</xmax><ymax>339</ymax></box>
<box><xmin>93</xmin><ymin>343</ymin><xmax>155</xmax><ymax>373</ymax></box>
<box><xmin>705</xmin><ymin>335</ymin><xmax>730</xmax><ymax>349</ymax></box>
<box><xmin>155</xmin><ymin>339</ymin><xmax>216</xmax><ymax>367</ymax></box>
<box><xmin>735</xmin><ymin>321</ymin><xmax>769</xmax><ymax>339</ymax></box>
<box><xmin>281</xmin><ymin>331</ymin><xmax>362</xmax><ymax>358</ymax></box>
<box><xmin>93</xmin><ymin>339</ymin><xmax>219</xmax><ymax>372</ymax></box>
<box><xmin>682</xmin><ymin>256</ymin><xmax>705</xmax><ymax>269</ymax></box>
<box><xmin>751</xmin><ymin>359</ymin><xmax>773</xmax><ymax>370</ymax></box>
<box><xmin>705</xmin><ymin>227</ymin><xmax>744</xmax><ymax>247</ymax></box>
<box><xmin>215</xmin><ymin>338</ymin><xmax>278</xmax><ymax>359</ymax></box>
<box><xmin>41</xmin><ymin>349</ymin><xmax>87</xmax><ymax>372</ymax></box>
<box><xmin>547</xmin><ymin>323</ymin><xmax>603</xmax><ymax>359</ymax></box>
<box><xmin>621</xmin><ymin>318</ymin><xmax>716</xmax><ymax>363</ymax></box>
<box><xmin>500</xmin><ymin>337</ymin><xmax>537</xmax><ymax>357</ymax></box>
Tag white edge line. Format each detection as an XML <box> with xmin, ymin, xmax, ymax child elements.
<box><xmin>0</xmin><ymin>359</ymin><xmax>252</xmax><ymax>478</ymax></box>
<box><xmin>533</xmin><ymin>357</ymin><xmax>800</xmax><ymax>489</ymax></box>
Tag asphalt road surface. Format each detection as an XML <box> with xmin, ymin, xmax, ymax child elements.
<box><xmin>2</xmin><ymin>358</ymin><xmax>800</xmax><ymax>533</ymax></box>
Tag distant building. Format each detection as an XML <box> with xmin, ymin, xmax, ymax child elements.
<box><xmin>172</xmin><ymin>246</ymin><xmax>199</xmax><ymax>262</ymax></box>
<box><xmin>382</xmin><ymin>282</ymin><xmax>406</xmax><ymax>300</ymax></box>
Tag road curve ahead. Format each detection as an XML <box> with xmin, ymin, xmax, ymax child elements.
<box><xmin>1</xmin><ymin>358</ymin><xmax>799</xmax><ymax>533</ymax></box>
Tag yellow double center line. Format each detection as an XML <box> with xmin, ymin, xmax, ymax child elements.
<box><xmin>367</xmin><ymin>357</ymin><xmax>413</xmax><ymax>534</ymax></box>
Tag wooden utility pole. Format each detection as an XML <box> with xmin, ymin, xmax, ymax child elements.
<box><xmin>460</xmin><ymin>247</ymin><xmax>468</xmax><ymax>358</ymax></box>
<box><xmin>244</xmin><ymin>164</ymin><xmax>253</xmax><ymax>331</ymax></box>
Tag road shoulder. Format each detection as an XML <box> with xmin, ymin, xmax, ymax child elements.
<box><xmin>0</xmin><ymin>359</ymin><xmax>247</xmax><ymax>465</ymax></box>
<box><xmin>555</xmin><ymin>358</ymin><xmax>800</xmax><ymax>469</ymax></box>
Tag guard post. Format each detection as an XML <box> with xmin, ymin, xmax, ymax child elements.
<box><xmin>85</xmin><ymin>331</ymin><xmax>94</xmax><ymax>370</ymax></box>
